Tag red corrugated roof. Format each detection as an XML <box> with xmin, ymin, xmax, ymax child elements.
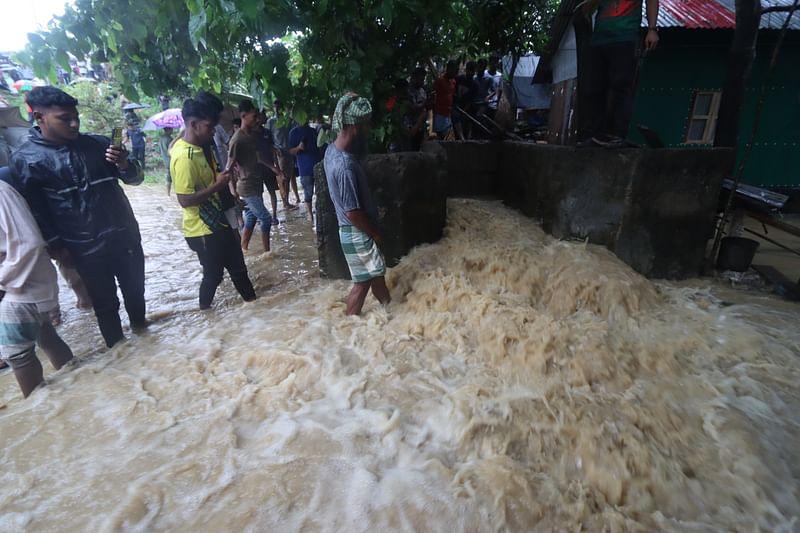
<box><xmin>657</xmin><ymin>0</ymin><xmax>736</xmax><ymax>29</ymax></box>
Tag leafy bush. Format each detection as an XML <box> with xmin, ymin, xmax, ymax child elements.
<box><xmin>64</xmin><ymin>81</ymin><xmax>125</xmax><ymax>135</ymax></box>
<box><xmin>1</xmin><ymin>91</ymin><xmax>28</xmax><ymax>121</ymax></box>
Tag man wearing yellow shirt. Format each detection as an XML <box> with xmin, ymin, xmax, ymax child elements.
<box><xmin>170</xmin><ymin>93</ymin><xmax>256</xmax><ymax>309</ymax></box>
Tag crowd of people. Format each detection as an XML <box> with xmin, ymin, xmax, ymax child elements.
<box><xmin>0</xmin><ymin>26</ymin><xmax>660</xmax><ymax>400</ymax></box>
<box><xmin>1</xmin><ymin>61</ymin><xmax>481</xmax><ymax>399</ymax></box>
<box><xmin>55</xmin><ymin>58</ymin><xmax>112</xmax><ymax>85</ymax></box>
<box><xmin>387</xmin><ymin>56</ymin><xmax>503</xmax><ymax>149</ymax></box>
<box><xmin>0</xmin><ymin>86</ymin><xmax>388</xmax><ymax>399</ymax></box>
<box><xmin>0</xmin><ymin>0</ymin><xmax>666</xmax><ymax>400</ymax></box>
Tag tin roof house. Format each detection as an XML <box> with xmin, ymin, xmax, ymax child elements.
<box><xmin>536</xmin><ymin>0</ymin><xmax>800</xmax><ymax>191</ymax></box>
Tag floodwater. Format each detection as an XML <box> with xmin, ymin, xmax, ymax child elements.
<box><xmin>1</xmin><ymin>186</ymin><xmax>798</xmax><ymax>532</ymax></box>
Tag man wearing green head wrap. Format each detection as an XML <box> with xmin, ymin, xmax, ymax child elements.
<box><xmin>323</xmin><ymin>93</ymin><xmax>391</xmax><ymax>315</ymax></box>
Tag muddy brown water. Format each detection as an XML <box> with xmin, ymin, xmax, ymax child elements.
<box><xmin>1</xmin><ymin>186</ymin><xmax>798</xmax><ymax>531</ymax></box>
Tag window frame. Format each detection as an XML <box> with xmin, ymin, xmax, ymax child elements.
<box><xmin>685</xmin><ymin>91</ymin><xmax>722</xmax><ymax>145</ymax></box>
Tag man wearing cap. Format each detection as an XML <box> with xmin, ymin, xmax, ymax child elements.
<box><xmin>323</xmin><ymin>94</ymin><xmax>391</xmax><ymax>316</ymax></box>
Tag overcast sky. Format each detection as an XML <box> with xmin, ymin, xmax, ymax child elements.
<box><xmin>0</xmin><ymin>0</ymin><xmax>72</xmax><ymax>53</ymax></box>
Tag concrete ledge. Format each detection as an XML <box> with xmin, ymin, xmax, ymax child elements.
<box><xmin>315</xmin><ymin>151</ymin><xmax>448</xmax><ymax>280</ymax></box>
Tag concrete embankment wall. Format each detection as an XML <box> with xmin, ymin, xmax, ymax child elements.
<box><xmin>316</xmin><ymin>141</ymin><xmax>731</xmax><ymax>280</ymax></box>
<box><xmin>425</xmin><ymin>141</ymin><xmax>733</xmax><ymax>279</ymax></box>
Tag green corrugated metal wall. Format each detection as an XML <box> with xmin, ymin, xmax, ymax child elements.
<box><xmin>629</xmin><ymin>29</ymin><xmax>800</xmax><ymax>188</ymax></box>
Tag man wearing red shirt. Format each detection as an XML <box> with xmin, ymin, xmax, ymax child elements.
<box><xmin>433</xmin><ymin>60</ymin><xmax>458</xmax><ymax>139</ymax></box>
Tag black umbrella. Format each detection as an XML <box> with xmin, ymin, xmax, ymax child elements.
<box><xmin>122</xmin><ymin>103</ymin><xmax>149</xmax><ymax>111</ymax></box>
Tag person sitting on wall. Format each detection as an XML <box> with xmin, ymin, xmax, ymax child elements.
<box><xmin>581</xmin><ymin>0</ymin><xmax>660</xmax><ymax>148</ymax></box>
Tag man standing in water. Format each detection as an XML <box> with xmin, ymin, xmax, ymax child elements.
<box><xmin>288</xmin><ymin>118</ymin><xmax>322</xmax><ymax>221</ymax></box>
<box><xmin>228</xmin><ymin>100</ymin><xmax>280</xmax><ymax>252</ymax></box>
<box><xmin>10</xmin><ymin>86</ymin><xmax>147</xmax><ymax>349</ymax></box>
<box><xmin>323</xmin><ymin>94</ymin><xmax>390</xmax><ymax>315</ymax></box>
<box><xmin>0</xmin><ymin>167</ymin><xmax>74</xmax><ymax>397</ymax></box>
<box><xmin>256</xmin><ymin>110</ymin><xmax>282</xmax><ymax>227</ymax></box>
<box><xmin>171</xmin><ymin>93</ymin><xmax>257</xmax><ymax>310</ymax></box>
<box><xmin>267</xmin><ymin>100</ymin><xmax>299</xmax><ymax>210</ymax></box>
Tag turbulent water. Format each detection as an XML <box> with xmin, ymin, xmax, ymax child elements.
<box><xmin>1</xmin><ymin>187</ymin><xmax>798</xmax><ymax>532</ymax></box>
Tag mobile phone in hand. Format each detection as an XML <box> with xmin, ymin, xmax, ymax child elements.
<box><xmin>111</xmin><ymin>127</ymin><xmax>123</xmax><ymax>147</ymax></box>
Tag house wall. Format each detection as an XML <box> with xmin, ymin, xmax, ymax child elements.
<box><xmin>630</xmin><ymin>28</ymin><xmax>800</xmax><ymax>188</ymax></box>
<box><xmin>497</xmin><ymin>143</ymin><xmax>733</xmax><ymax>278</ymax></box>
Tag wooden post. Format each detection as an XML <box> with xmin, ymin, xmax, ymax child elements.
<box><xmin>715</xmin><ymin>0</ymin><xmax>764</xmax><ymax>150</ymax></box>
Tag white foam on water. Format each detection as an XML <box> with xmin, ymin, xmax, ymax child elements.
<box><xmin>0</xmin><ymin>194</ymin><xmax>798</xmax><ymax>531</ymax></box>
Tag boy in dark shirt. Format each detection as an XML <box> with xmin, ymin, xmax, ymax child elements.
<box><xmin>288</xmin><ymin>121</ymin><xmax>322</xmax><ymax>221</ymax></box>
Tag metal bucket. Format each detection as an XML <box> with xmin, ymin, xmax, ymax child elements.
<box><xmin>717</xmin><ymin>237</ymin><xmax>760</xmax><ymax>272</ymax></box>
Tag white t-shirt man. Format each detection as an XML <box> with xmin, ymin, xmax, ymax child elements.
<box><xmin>0</xmin><ymin>180</ymin><xmax>59</xmax><ymax>310</ymax></box>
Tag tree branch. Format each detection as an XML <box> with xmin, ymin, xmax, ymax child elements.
<box><xmin>760</xmin><ymin>3</ymin><xmax>800</xmax><ymax>15</ymax></box>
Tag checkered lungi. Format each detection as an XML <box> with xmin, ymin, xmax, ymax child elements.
<box><xmin>0</xmin><ymin>300</ymin><xmax>48</xmax><ymax>368</ymax></box>
<box><xmin>338</xmin><ymin>225</ymin><xmax>386</xmax><ymax>283</ymax></box>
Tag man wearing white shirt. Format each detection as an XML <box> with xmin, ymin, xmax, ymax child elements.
<box><xmin>486</xmin><ymin>56</ymin><xmax>503</xmax><ymax>117</ymax></box>
<box><xmin>0</xmin><ymin>168</ymin><xmax>73</xmax><ymax>397</ymax></box>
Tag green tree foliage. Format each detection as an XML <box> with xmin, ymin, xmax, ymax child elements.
<box><xmin>464</xmin><ymin>0</ymin><xmax>556</xmax><ymax>74</ymax></box>
<box><xmin>20</xmin><ymin>0</ymin><xmax>555</xmax><ymax>142</ymax></box>
<box><xmin>63</xmin><ymin>81</ymin><xmax>123</xmax><ymax>135</ymax></box>
<box><xmin>459</xmin><ymin>0</ymin><xmax>557</xmax><ymax>111</ymax></box>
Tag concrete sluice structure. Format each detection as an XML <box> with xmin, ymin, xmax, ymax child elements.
<box><xmin>316</xmin><ymin>141</ymin><xmax>733</xmax><ymax>280</ymax></box>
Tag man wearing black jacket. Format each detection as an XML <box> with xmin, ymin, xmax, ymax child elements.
<box><xmin>9</xmin><ymin>86</ymin><xmax>146</xmax><ymax>348</ymax></box>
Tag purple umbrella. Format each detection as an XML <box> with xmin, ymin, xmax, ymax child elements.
<box><xmin>142</xmin><ymin>108</ymin><xmax>184</xmax><ymax>131</ymax></box>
